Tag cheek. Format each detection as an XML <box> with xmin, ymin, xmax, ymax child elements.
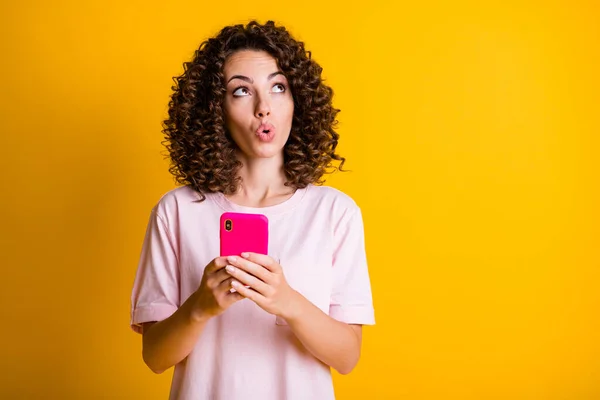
<box><xmin>223</xmin><ymin>104</ymin><xmax>245</xmax><ymax>130</ymax></box>
<box><xmin>277</xmin><ymin>97</ymin><xmax>295</xmax><ymax>123</ymax></box>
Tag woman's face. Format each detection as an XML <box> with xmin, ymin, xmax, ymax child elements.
<box><xmin>222</xmin><ymin>50</ymin><xmax>294</xmax><ymax>160</ymax></box>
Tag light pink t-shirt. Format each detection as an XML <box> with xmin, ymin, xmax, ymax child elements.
<box><xmin>130</xmin><ymin>184</ymin><xmax>375</xmax><ymax>400</ymax></box>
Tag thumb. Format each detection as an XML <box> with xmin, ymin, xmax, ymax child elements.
<box><xmin>207</xmin><ymin>256</ymin><xmax>228</xmax><ymax>274</ymax></box>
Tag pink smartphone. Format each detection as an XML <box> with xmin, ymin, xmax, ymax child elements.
<box><xmin>219</xmin><ymin>212</ymin><xmax>269</xmax><ymax>257</ymax></box>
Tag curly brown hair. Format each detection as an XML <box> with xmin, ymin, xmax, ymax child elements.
<box><xmin>161</xmin><ymin>20</ymin><xmax>346</xmax><ymax>200</ymax></box>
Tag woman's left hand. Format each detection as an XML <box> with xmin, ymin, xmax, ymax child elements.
<box><xmin>224</xmin><ymin>252</ymin><xmax>300</xmax><ymax>319</ymax></box>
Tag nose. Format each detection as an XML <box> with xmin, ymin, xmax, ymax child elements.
<box><xmin>255</xmin><ymin>95</ymin><xmax>271</xmax><ymax>119</ymax></box>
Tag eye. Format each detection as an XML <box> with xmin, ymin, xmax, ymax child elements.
<box><xmin>232</xmin><ymin>87</ymin><xmax>250</xmax><ymax>97</ymax></box>
<box><xmin>272</xmin><ymin>83</ymin><xmax>286</xmax><ymax>93</ymax></box>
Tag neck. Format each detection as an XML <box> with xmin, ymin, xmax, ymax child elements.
<box><xmin>231</xmin><ymin>151</ymin><xmax>294</xmax><ymax>207</ymax></box>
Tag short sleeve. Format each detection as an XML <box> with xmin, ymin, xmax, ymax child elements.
<box><xmin>329</xmin><ymin>207</ymin><xmax>375</xmax><ymax>325</ymax></box>
<box><xmin>129</xmin><ymin>207</ymin><xmax>180</xmax><ymax>334</ymax></box>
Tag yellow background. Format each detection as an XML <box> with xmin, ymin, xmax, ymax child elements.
<box><xmin>1</xmin><ymin>0</ymin><xmax>599</xmax><ymax>399</ymax></box>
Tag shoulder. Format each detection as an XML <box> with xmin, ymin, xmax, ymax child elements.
<box><xmin>152</xmin><ymin>185</ymin><xmax>213</xmax><ymax>218</ymax></box>
<box><xmin>305</xmin><ymin>185</ymin><xmax>361</xmax><ymax>213</ymax></box>
<box><xmin>303</xmin><ymin>185</ymin><xmax>365</xmax><ymax>238</ymax></box>
<box><xmin>303</xmin><ymin>185</ymin><xmax>362</xmax><ymax>225</ymax></box>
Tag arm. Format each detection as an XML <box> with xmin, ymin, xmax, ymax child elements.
<box><xmin>131</xmin><ymin>207</ymin><xmax>243</xmax><ymax>373</ymax></box>
<box><xmin>226</xmin><ymin>254</ymin><xmax>364</xmax><ymax>374</ymax></box>
<box><xmin>224</xmin><ymin>207</ymin><xmax>374</xmax><ymax>374</ymax></box>
<box><xmin>140</xmin><ymin>295</ymin><xmax>209</xmax><ymax>374</ymax></box>
<box><xmin>284</xmin><ymin>291</ymin><xmax>363</xmax><ymax>374</ymax></box>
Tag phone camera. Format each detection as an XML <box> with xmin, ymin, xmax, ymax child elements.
<box><xmin>225</xmin><ymin>219</ymin><xmax>232</xmax><ymax>231</ymax></box>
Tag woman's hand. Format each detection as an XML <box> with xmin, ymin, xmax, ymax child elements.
<box><xmin>189</xmin><ymin>257</ymin><xmax>244</xmax><ymax>321</ymax></box>
<box><xmin>224</xmin><ymin>253</ymin><xmax>300</xmax><ymax>319</ymax></box>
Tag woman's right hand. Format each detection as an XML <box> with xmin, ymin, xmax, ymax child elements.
<box><xmin>189</xmin><ymin>257</ymin><xmax>244</xmax><ymax>321</ymax></box>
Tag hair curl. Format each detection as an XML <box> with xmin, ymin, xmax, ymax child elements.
<box><xmin>162</xmin><ymin>20</ymin><xmax>346</xmax><ymax>200</ymax></box>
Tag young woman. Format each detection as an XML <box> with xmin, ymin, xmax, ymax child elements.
<box><xmin>130</xmin><ymin>20</ymin><xmax>375</xmax><ymax>400</ymax></box>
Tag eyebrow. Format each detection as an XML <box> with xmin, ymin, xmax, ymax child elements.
<box><xmin>227</xmin><ymin>71</ymin><xmax>285</xmax><ymax>84</ymax></box>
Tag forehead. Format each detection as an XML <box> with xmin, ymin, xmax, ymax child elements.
<box><xmin>223</xmin><ymin>50</ymin><xmax>279</xmax><ymax>77</ymax></box>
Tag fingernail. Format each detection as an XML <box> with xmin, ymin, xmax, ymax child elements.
<box><xmin>227</xmin><ymin>256</ymin><xmax>237</xmax><ymax>263</ymax></box>
<box><xmin>231</xmin><ymin>280</ymin><xmax>240</xmax><ymax>288</ymax></box>
<box><xmin>225</xmin><ymin>265</ymin><xmax>235</xmax><ymax>273</ymax></box>
<box><xmin>241</xmin><ymin>252</ymin><xmax>250</xmax><ymax>258</ymax></box>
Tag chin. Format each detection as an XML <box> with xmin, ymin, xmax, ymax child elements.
<box><xmin>252</xmin><ymin>147</ymin><xmax>284</xmax><ymax>159</ymax></box>
<box><xmin>248</xmin><ymin>137</ymin><xmax>287</xmax><ymax>158</ymax></box>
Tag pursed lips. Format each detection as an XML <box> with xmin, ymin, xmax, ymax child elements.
<box><xmin>256</xmin><ymin>122</ymin><xmax>275</xmax><ymax>134</ymax></box>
